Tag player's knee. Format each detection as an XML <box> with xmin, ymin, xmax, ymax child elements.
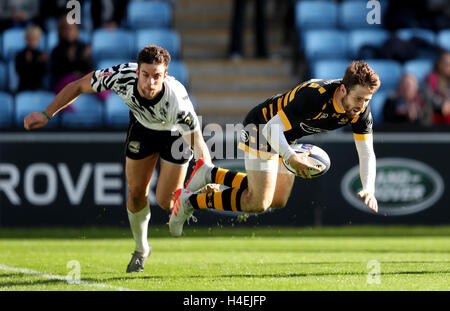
<box><xmin>243</xmin><ymin>189</ymin><xmax>271</xmax><ymax>213</ymax></box>
<box><xmin>156</xmin><ymin>195</ymin><xmax>171</xmax><ymax>211</ymax></box>
<box><xmin>271</xmin><ymin>200</ymin><xmax>287</xmax><ymax>209</ymax></box>
<box><xmin>245</xmin><ymin>195</ymin><xmax>272</xmax><ymax>213</ymax></box>
<box><xmin>128</xmin><ymin>187</ymin><xmax>147</xmax><ymax>203</ymax></box>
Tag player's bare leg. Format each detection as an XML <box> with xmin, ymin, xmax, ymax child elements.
<box><xmin>240</xmin><ymin>169</ymin><xmax>277</xmax><ymax>213</ymax></box>
<box><xmin>125</xmin><ymin>154</ymin><xmax>158</xmax><ymax>272</ymax></box>
<box><xmin>270</xmin><ymin>165</ymin><xmax>295</xmax><ymax>209</ymax></box>
<box><xmin>156</xmin><ymin>159</ymin><xmax>188</xmax><ymax>211</ymax></box>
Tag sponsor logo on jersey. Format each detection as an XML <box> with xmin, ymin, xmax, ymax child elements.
<box><xmin>299</xmin><ymin>122</ymin><xmax>328</xmax><ymax>134</ymax></box>
<box><xmin>98</xmin><ymin>72</ymin><xmax>113</xmax><ymax>78</ymax></box>
<box><xmin>240</xmin><ymin>130</ymin><xmax>249</xmax><ymax>143</ymax></box>
<box><xmin>128</xmin><ymin>141</ymin><xmax>141</xmax><ymax>154</ymax></box>
<box><xmin>341</xmin><ymin>158</ymin><xmax>444</xmax><ymax>216</ymax></box>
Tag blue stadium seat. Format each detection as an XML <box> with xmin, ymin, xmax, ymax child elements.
<box><xmin>302</xmin><ymin>30</ymin><xmax>348</xmax><ymax>60</ymax></box>
<box><xmin>338</xmin><ymin>0</ymin><xmax>385</xmax><ymax>29</ymax></box>
<box><xmin>91</xmin><ymin>29</ymin><xmax>134</xmax><ymax>62</ymax></box>
<box><xmin>168</xmin><ymin>60</ymin><xmax>189</xmax><ymax>87</ymax></box>
<box><xmin>310</xmin><ymin>59</ymin><xmax>350</xmax><ymax>80</ymax></box>
<box><xmin>437</xmin><ymin>29</ymin><xmax>450</xmax><ymax>51</ymax></box>
<box><xmin>8</xmin><ymin>60</ymin><xmax>19</xmax><ymax>93</ymax></box>
<box><xmin>105</xmin><ymin>93</ymin><xmax>129</xmax><ymax>128</ymax></box>
<box><xmin>46</xmin><ymin>29</ymin><xmax>91</xmax><ymax>52</ymax></box>
<box><xmin>0</xmin><ymin>62</ymin><xmax>7</xmax><ymax>91</ymax></box>
<box><xmin>96</xmin><ymin>58</ymin><xmax>134</xmax><ymax>70</ymax></box>
<box><xmin>395</xmin><ymin>28</ymin><xmax>436</xmax><ymax>45</ymax></box>
<box><xmin>15</xmin><ymin>91</ymin><xmax>59</xmax><ymax>127</ymax></box>
<box><xmin>126</xmin><ymin>1</ymin><xmax>172</xmax><ymax>29</ymax></box>
<box><xmin>136</xmin><ymin>29</ymin><xmax>181</xmax><ymax>59</ymax></box>
<box><xmin>295</xmin><ymin>1</ymin><xmax>338</xmax><ymax>30</ymax></box>
<box><xmin>365</xmin><ymin>59</ymin><xmax>402</xmax><ymax>92</ymax></box>
<box><xmin>0</xmin><ymin>92</ymin><xmax>14</xmax><ymax>128</ymax></box>
<box><xmin>82</xmin><ymin>0</ymin><xmax>93</xmax><ymax>32</ymax></box>
<box><xmin>348</xmin><ymin>29</ymin><xmax>390</xmax><ymax>58</ymax></box>
<box><xmin>61</xmin><ymin>94</ymin><xmax>104</xmax><ymax>128</ymax></box>
<box><xmin>403</xmin><ymin>59</ymin><xmax>434</xmax><ymax>83</ymax></box>
<box><xmin>2</xmin><ymin>28</ymin><xmax>46</xmax><ymax>60</ymax></box>
<box><xmin>369</xmin><ymin>90</ymin><xmax>389</xmax><ymax>125</ymax></box>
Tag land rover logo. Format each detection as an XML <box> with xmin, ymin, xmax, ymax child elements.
<box><xmin>341</xmin><ymin>158</ymin><xmax>444</xmax><ymax>216</ymax></box>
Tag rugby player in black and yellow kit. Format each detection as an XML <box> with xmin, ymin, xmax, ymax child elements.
<box><xmin>169</xmin><ymin>60</ymin><xmax>380</xmax><ymax>237</ymax></box>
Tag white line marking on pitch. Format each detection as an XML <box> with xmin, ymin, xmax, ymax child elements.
<box><xmin>0</xmin><ymin>264</ymin><xmax>136</xmax><ymax>291</ymax></box>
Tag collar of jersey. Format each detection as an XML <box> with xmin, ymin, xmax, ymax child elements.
<box><xmin>332</xmin><ymin>87</ymin><xmax>346</xmax><ymax>114</ymax></box>
<box><xmin>133</xmin><ymin>80</ymin><xmax>165</xmax><ymax>106</ymax></box>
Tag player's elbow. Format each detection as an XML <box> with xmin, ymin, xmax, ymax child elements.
<box><xmin>73</xmin><ymin>71</ymin><xmax>95</xmax><ymax>94</ymax></box>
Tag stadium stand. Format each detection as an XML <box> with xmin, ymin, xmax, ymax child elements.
<box><xmin>295</xmin><ymin>1</ymin><xmax>338</xmax><ymax>30</ymax></box>
<box><xmin>0</xmin><ymin>62</ymin><xmax>7</xmax><ymax>91</ymax></box>
<box><xmin>126</xmin><ymin>1</ymin><xmax>172</xmax><ymax>29</ymax></box>
<box><xmin>302</xmin><ymin>30</ymin><xmax>348</xmax><ymax>60</ymax></box>
<box><xmin>15</xmin><ymin>91</ymin><xmax>59</xmax><ymax>128</ymax></box>
<box><xmin>347</xmin><ymin>29</ymin><xmax>390</xmax><ymax>58</ymax></box>
<box><xmin>136</xmin><ymin>29</ymin><xmax>181</xmax><ymax>59</ymax></box>
<box><xmin>46</xmin><ymin>29</ymin><xmax>91</xmax><ymax>52</ymax></box>
<box><xmin>437</xmin><ymin>29</ymin><xmax>450</xmax><ymax>51</ymax></box>
<box><xmin>403</xmin><ymin>59</ymin><xmax>434</xmax><ymax>83</ymax></box>
<box><xmin>395</xmin><ymin>28</ymin><xmax>436</xmax><ymax>45</ymax></box>
<box><xmin>168</xmin><ymin>60</ymin><xmax>189</xmax><ymax>87</ymax></box>
<box><xmin>105</xmin><ymin>93</ymin><xmax>130</xmax><ymax>129</ymax></box>
<box><xmin>365</xmin><ymin>59</ymin><xmax>403</xmax><ymax>92</ymax></box>
<box><xmin>0</xmin><ymin>91</ymin><xmax>14</xmax><ymax>128</ymax></box>
<box><xmin>0</xmin><ymin>0</ymin><xmax>191</xmax><ymax>130</ymax></box>
<box><xmin>338</xmin><ymin>0</ymin><xmax>387</xmax><ymax>29</ymax></box>
<box><xmin>369</xmin><ymin>89</ymin><xmax>389</xmax><ymax>124</ymax></box>
<box><xmin>7</xmin><ymin>60</ymin><xmax>19</xmax><ymax>93</ymax></box>
<box><xmin>60</xmin><ymin>93</ymin><xmax>104</xmax><ymax>128</ymax></box>
<box><xmin>91</xmin><ymin>29</ymin><xmax>135</xmax><ymax>62</ymax></box>
<box><xmin>310</xmin><ymin>59</ymin><xmax>350</xmax><ymax>80</ymax></box>
<box><xmin>2</xmin><ymin>28</ymin><xmax>46</xmax><ymax>60</ymax></box>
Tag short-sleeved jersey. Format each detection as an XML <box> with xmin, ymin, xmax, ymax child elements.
<box><xmin>91</xmin><ymin>62</ymin><xmax>199</xmax><ymax>135</ymax></box>
<box><xmin>244</xmin><ymin>79</ymin><xmax>373</xmax><ymax>143</ymax></box>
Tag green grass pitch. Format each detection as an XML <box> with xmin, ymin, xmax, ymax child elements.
<box><xmin>0</xmin><ymin>226</ymin><xmax>449</xmax><ymax>291</ymax></box>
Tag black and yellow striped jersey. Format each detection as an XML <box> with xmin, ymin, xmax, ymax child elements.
<box><xmin>243</xmin><ymin>79</ymin><xmax>373</xmax><ymax>143</ymax></box>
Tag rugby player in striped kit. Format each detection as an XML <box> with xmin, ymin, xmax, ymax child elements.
<box><xmin>24</xmin><ymin>45</ymin><xmax>213</xmax><ymax>272</ymax></box>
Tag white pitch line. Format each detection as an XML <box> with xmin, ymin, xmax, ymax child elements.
<box><xmin>0</xmin><ymin>264</ymin><xmax>135</xmax><ymax>291</ymax></box>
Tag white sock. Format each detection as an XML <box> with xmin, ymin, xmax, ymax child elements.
<box><xmin>127</xmin><ymin>203</ymin><xmax>151</xmax><ymax>255</ymax></box>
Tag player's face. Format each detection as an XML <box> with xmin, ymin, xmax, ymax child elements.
<box><xmin>341</xmin><ymin>85</ymin><xmax>374</xmax><ymax>119</ymax></box>
<box><xmin>136</xmin><ymin>63</ymin><xmax>167</xmax><ymax>99</ymax></box>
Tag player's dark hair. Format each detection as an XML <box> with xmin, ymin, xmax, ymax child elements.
<box><xmin>137</xmin><ymin>45</ymin><xmax>171</xmax><ymax>69</ymax></box>
<box><xmin>343</xmin><ymin>61</ymin><xmax>380</xmax><ymax>92</ymax></box>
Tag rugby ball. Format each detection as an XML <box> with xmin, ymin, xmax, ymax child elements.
<box><xmin>282</xmin><ymin>143</ymin><xmax>331</xmax><ymax>177</ymax></box>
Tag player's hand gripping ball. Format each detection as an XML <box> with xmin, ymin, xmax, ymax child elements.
<box><xmin>282</xmin><ymin>143</ymin><xmax>331</xmax><ymax>178</ymax></box>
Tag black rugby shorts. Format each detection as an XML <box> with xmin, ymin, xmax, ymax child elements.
<box><xmin>125</xmin><ymin>114</ymin><xmax>193</xmax><ymax>165</ymax></box>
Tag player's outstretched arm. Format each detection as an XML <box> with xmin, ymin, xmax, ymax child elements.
<box><xmin>358</xmin><ymin>190</ymin><xmax>378</xmax><ymax>213</ymax></box>
<box><xmin>354</xmin><ymin>133</ymin><xmax>378</xmax><ymax>213</ymax></box>
<box><xmin>24</xmin><ymin>71</ymin><xmax>96</xmax><ymax>130</ymax></box>
<box><xmin>183</xmin><ymin>128</ymin><xmax>212</xmax><ymax>165</ymax></box>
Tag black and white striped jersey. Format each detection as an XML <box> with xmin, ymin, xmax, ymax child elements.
<box><xmin>91</xmin><ymin>62</ymin><xmax>199</xmax><ymax>135</ymax></box>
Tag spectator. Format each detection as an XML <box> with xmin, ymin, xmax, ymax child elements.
<box><xmin>229</xmin><ymin>0</ymin><xmax>268</xmax><ymax>60</ymax></box>
<box><xmin>15</xmin><ymin>25</ymin><xmax>48</xmax><ymax>91</ymax></box>
<box><xmin>50</xmin><ymin>16</ymin><xmax>94</xmax><ymax>94</ymax></box>
<box><xmin>423</xmin><ymin>51</ymin><xmax>450</xmax><ymax>124</ymax></box>
<box><xmin>383</xmin><ymin>73</ymin><xmax>432</xmax><ymax>125</ymax></box>
<box><xmin>91</xmin><ymin>0</ymin><xmax>128</xmax><ymax>30</ymax></box>
<box><xmin>0</xmin><ymin>0</ymin><xmax>40</xmax><ymax>31</ymax></box>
